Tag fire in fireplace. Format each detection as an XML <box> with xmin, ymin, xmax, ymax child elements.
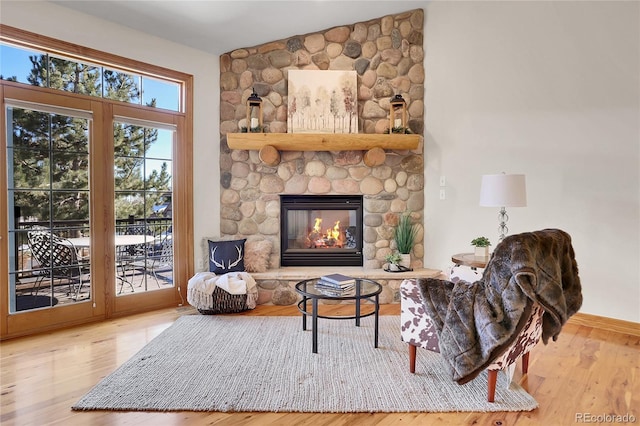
<box><xmin>307</xmin><ymin>217</ymin><xmax>352</xmax><ymax>249</ymax></box>
<box><xmin>280</xmin><ymin>195</ymin><xmax>363</xmax><ymax>266</ymax></box>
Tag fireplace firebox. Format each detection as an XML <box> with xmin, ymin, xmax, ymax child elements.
<box><xmin>280</xmin><ymin>195</ymin><xmax>363</xmax><ymax>267</ymax></box>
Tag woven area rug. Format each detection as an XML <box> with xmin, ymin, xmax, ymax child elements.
<box><xmin>72</xmin><ymin>315</ymin><xmax>538</xmax><ymax>413</ymax></box>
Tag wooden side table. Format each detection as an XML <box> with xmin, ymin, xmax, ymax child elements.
<box><xmin>451</xmin><ymin>253</ymin><xmax>489</xmax><ymax>269</ymax></box>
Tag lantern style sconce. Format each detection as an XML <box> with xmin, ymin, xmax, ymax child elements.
<box><xmin>389</xmin><ymin>94</ymin><xmax>407</xmax><ymax>133</ymax></box>
<box><xmin>246</xmin><ymin>89</ymin><xmax>263</xmax><ymax>132</ymax></box>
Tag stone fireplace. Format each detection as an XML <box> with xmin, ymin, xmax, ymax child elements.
<box><xmin>218</xmin><ymin>9</ymin><xmax>432</xmax><ymax>304</ymax></box>
<box><xmin>220</xmin><ymin>145</ymin><xmax>425</xmax><ymax>272</ymax></box>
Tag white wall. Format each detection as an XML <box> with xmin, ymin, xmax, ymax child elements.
<box><xmin>3</xmin><ymin>1</ymin><xmax>639</xmax><ymax>322</ymax></box>
<box><xmin>1</xmin><ymin>1</ymin><xmax>222</xmax><ymax>267</ymax></box>
<box><xmin>424</xmin><ymin>1</ymin><xmax>639</xmax><ymax>322</ymax></box>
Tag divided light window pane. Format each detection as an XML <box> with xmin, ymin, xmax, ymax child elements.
<box><xmin>146</xmin><ymin>128</ymin><xmax>173</xmax><ymax>161</ymax></box>
<box><xmin>48</xmin><ymin>55</ymin><xmax>102</xmax><ymax>97</ymax></box>
<box><xmin>0</xmin><ymin>43</ymin><xmax>46</xmax><ymax>86</ymax></box>
<box><xmin>145</xmin><ymin>159</ymin><xmax>173</xmax><ymax>191</ymax></box>
<box><xmin>50</xmin><ymin>114</ymin><xmax>89</xmax><ymax>154</ymax></box>
<box><xmin>103</xmin><ymin>68</ymin><xmax>141</xmax><ymax>104</ymax></box>
<box><xmin>142</xmin><ymin>77</ymin><xmax>180</xmax><ymax>111</ymax></box>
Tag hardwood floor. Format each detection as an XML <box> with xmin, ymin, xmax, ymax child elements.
<box><xmin>1</xmin><ymin>304</ymin><xmax>638</xmax><ymax>426</ymax></box>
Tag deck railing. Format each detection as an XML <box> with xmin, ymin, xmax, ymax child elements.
<box><xmin>12</xmin><ymin>216</ymin><xmax>172</xmax><ymax>276</ymax></box>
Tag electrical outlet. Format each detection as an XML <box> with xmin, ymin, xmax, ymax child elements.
<box><xmin>439</xmin><ymin>189</ymin><xmax>446</xmax><ymax>200</ymax></box>
<box><xmin>439</xmin><ymin>175</ymin><xmax>446</xmax><ymax>186</ymax></box>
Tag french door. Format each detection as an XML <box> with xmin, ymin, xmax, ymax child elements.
<box><xmin>111</xmin><ymin>105</ymin><xmax>179</xmax><ymax>313</ymax></box>
<box><xmin>1</xmin><ymin>85</ymin><xmax>189</xmax><ymax>338</ymax></box>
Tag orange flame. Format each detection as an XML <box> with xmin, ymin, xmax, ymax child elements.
<box><xmin>328</xmin><ymin>220</ymin><xmax>340</xmax><ymax>240</ymax></box>
<box><xmin>309</xmin><ymin>218</ymin><xmax>344</xmax><ymax>248</ymax></box>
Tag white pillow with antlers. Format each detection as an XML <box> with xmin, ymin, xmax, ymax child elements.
<box><xmin>208</xmin><ymin>238</ymin><xmax>247</xmax><ymax>275</ymax></box>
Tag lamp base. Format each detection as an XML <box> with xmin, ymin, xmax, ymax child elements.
<box><xmin>498</xmin><ymin>207</ymin><xmax>509</xmax><ymax>241</ymax></box>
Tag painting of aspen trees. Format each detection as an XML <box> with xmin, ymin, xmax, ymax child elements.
<box><xmin>287</xmin><ymin>70</ymin><xmax>358</xmax><ymax>134</ymax></box>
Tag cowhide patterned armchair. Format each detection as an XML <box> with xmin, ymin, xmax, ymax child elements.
<box><xmin>400</xmin><ymin>274</ymin><xmax>544</xmax><ymax>402</ymax></box>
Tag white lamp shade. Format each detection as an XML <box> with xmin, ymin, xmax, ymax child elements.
<box><xmin>479</xmin><ymin>174</ymin><xmax>527</xmax><ymax>207</ymax></box>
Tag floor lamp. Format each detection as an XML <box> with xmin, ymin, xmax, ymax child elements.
<box><xmin>479</xmin><ymin>173</ymin><xmax>527</xmax><ymax>241</ymax></box>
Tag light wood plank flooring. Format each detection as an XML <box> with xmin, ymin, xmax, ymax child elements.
<box><xmin>1</xmin><ymin>304</ymin><xmax>638</xmax><ymax>426</ymax></box>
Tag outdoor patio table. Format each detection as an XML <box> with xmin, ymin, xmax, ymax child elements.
<box><xmin>66</xmin><ymin>235</ymin><xmax>151</xmax><ymax>292</ymax></box>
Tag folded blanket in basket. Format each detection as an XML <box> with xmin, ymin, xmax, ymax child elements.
<box><xmin>187</xmin><ymin>271</ymin><xmax>258</xmax><ymax>311</ymax></box>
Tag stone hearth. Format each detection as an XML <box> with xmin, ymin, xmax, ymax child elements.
<box><xmin>251</xmin><ymin>266</ymin><xmax>442</xmax><ymax>305</ymax></box>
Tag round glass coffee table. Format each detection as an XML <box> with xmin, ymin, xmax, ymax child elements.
<box><xmin>295</xmin><ymin>277</ymin><xmax>382</xmax><ymax>354</ymax></box>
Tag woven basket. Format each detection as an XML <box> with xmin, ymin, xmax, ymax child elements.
<box><xmin>197</xmin><ymin>286</ymin><xmax>248</xmax><ymax>315</ymax></box>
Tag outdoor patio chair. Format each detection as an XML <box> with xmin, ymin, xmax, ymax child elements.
<box><xmin>26</xmin><ymin>229</ymin><xmax>52</xmax><ymax>295</ymax></box>
<box><xmin>115</xmin><ymin>225</ymin><xmax>153</xmax><ymax>293</ymax></box>
<box><xmin>27</xmin><ymin>229</ymin><xmax>90</xmax><ymax>301</ymax></box>
<box><xmin>131</xmin><ymin>236</ymin><xmax>173</xmax><ymax>288</ymax></box>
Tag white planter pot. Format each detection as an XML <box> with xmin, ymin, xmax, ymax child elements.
<box><xmin>399</xmin><ymin>253</ymin><xmax>411</xmax><ymax>268</ymax></box>
<box><xmin>474</xmin><ymin>246</ymin><xmax>489</xmax><ymax>257</ymax></box>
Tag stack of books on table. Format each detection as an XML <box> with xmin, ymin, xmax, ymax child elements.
<box><xmin>315</xmin><ymin>274</ymin><xmax>356</xmax><ymax>295</ymax></box>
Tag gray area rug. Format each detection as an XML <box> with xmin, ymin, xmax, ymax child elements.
<box><xmin>72</xmin><ymin>315</ymin><xmax>538</xmax><ymax>413</ymax></box>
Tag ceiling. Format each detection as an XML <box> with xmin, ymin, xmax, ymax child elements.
<box><xmin>49</xmin><ymin>1</ymin><xmax>425</xmax><ymax>55</ymax></box>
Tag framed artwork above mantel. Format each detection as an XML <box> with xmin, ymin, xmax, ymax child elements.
<box><xmin>287</xmin><ymin>70</ymin><xmax>358</xmax><ymax>134</ymax></box>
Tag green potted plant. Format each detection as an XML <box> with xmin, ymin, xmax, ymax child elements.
<box><xmin>395</xmin><ymin>214</ymin><xmax>418</xmax><ymax>268</ymax></box>
<box><xmin>384</xmin><ymin>126</ymin><xmax>413</xmax><ymax>134</ymax></box>
<box><xmin>471</xmin><ymin>236</ymin><xmax>491</xmax><ymax>257</ymax></box>
<box><xmin>240</xmin><ymin>125</ymin><xmax>265</xmax><ymax>133</ymax></box>
<box><xmin>385</xmin><ymin>252</ymin><xmax>403</xmax><ymax>271</ymax></box>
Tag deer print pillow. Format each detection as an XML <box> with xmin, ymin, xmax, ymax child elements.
<box><xmin>208</xmin><ymin>239</ymin><xmax>247</xmax><ymax>274</ymax></box>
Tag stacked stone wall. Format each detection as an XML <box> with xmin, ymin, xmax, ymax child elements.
<box><xmin>218</xmin><ymin>9</ymin><xmax>425</xmax><ymax>304</ymax></box>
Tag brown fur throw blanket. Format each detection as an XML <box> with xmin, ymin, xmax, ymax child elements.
<box><xmin>418</xmin><ymin>228</ymin><xmax>582</xmax><ymax>385</ymax></box>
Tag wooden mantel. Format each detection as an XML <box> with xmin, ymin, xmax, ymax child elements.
<box><xmin>226</xmin><ymin>133</ymin><xmax>421</xmax><ymax>167</ymax></box>
<box><xmin>226</xmin><ymin>133</ymin><xmax>420</xmax><ymax>152</ymax></box>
